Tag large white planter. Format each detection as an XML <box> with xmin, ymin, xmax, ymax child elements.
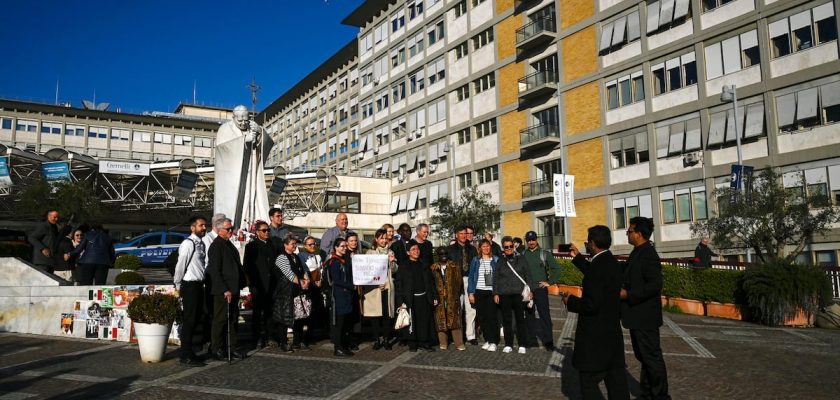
<box><xmin>133</xmin><ymin>322</ymin><xmax>172</xmax><ymax>363</ymax></box>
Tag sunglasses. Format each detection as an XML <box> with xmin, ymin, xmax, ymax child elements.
<box><xmin>503</xmin><ymin>245</ymin><xmax>514</xmax><ymax>249</ymax></box>
<box><xmin>220</xmin><ymin>227</ymin><xmax>233</xmax><ymax>231</ymax></box>
<box><xmin>305</xmin><ymin>242</ymin><xmax>316</xmax><ymax>246</ymax></box>
<box><xmin>256</xmin><ymin>229</ymin><xmax>270</xmax><ymax>233</ymax></box>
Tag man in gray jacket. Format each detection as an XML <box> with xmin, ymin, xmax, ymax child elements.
<box><xmin>320</xmin><ymin>213</ymin><xmax>349</xmax><ymax>254</ymax></box>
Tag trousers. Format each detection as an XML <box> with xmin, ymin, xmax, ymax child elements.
<box><xmin>630</xmin><ymin>328</ymin><xmax>671</xmax><ymax>400</ymax></box>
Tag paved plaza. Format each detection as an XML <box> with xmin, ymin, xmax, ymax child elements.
<box><xmin>2</xmin><ymin>295</ymin><xmax>840</xmax><ymax>399</ymax></box>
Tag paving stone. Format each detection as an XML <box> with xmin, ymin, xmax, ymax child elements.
<box><xmin>13</xmin><ymin>346</ymin><xmax>186</xmax><ymax>381</ymax></box>
<box><xmin>405</xmin><ymin>345</ymin><xmax>553</xmax><ymax>374</ymax></box>
<box><xmin>0</xmin><ymin>335</ymin><xmax>110</xmax><ymax>368</ymax></box>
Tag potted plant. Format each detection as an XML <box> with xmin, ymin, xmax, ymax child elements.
<box><xmin>127</xmin><ymin>292</ymin><xmax>180</xmax><ymax>362</ymax></box>
<box><xmin>740</xmin><ymin>262</ymin><xmax>832</xmax><ymax>327</ymax></box>
<box><xmin>114</xmin><ymin>254</ymin><xmax>142</xmax><ymax>271</ymax></box>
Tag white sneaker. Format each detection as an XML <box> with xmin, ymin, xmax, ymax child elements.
<box><xmin>518</xmin><ymin>346</ymin><xmax>527</xmax><ymax>354</ymax></box>
<box><xmin>502</xmin><ymin>346</ymin><xmax>513</xmax><ymax>353</ymax></box>
<box><xmin>481</xmin><ymin>342</ymin><xmax>491</xmax><ymax>350</ymax></box>
<box><xmin>487</xmin><ymin>343</ymin><xmax>497</xmax><ymax>352</ymax></box>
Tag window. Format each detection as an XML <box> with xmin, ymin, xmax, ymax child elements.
<box><xmin>427</xmin><ymin>97</ymin><xmax>447</xmax><ymax>125</ymax></box>
<box><xmin>374</xmin><ymin>22</ymin><xmax>388</xmax><ymax>44</ymax></box>
<box><xmin>408</xmin><ymin>1</ymin><xmax>424</xmax><ymax>20</ymax></box>
<box><xmin>361</xmin><ymin>32</ymin><xmax>374</xmax><ymax>53</ymax></box>
<box><xmin>453</xmin><ymin>0</ymin><xmax>467</xmax><ymax>18</ymax></box>
<box><xmin>647</xmin><ymin>0</ymin><xmax>691</xmax><ymax>35</ymax></box>
<box><xmin>390</xmin><ymin>46</ymin><xmax>406</xmax><ymax>68</ymax></box>
<box><xmin>612</xmin><ymin>194</ymin><xmax>652</xmax><ymax>229</ymax></box>
<box><xmin>606</xmin><ymin>71</ymin><xmax>644</xmax><ymax>110</ymax></box>
<box><xmin>702</xmin><ymin>0</ymin><xmax>734</xmax><ymax>12</ymax></box>
<box><xmin>770</xmin><ymin>3</ymin><xmax>836</xmax><ymax>59</ymax></box>
<box><xmin>705</xmin><ymin>30</ymin><xmax>760</xmax><ymax>79</ymax></box>
<box><xmin>1</xmin><ymin>118</ymin><xmax>12</xmax><ymax>130</ymax></box>
<box><xmin>392</xmin><ymin>119</ymin><xmax>407</xmax><ymax>139</ymax></box>
<box><xmin>40</xmin><ymin>122</ymin><xmax>62</xmax><ymax>135</ymax></box>
<box><xmin>599</xmin><ymin>11</ymin><xmax>641</xmax><ymax>55</ymax></box>
<box><xmin>455</xmin><ymin>41</ymin><xmax>469</xmax><ymax>59</ymax></box>
<box><xmin>134</xmin><ymin>131</ymin><xmax>151</xmax><ymax>143</ymax></box>
<box><xmin>392</xmin><ymin>81</ymin><xmax>406</xmax><ymax>102</ymax></box>
<box><xmin>472</xmin><ymin>28</ymin><xmax>493</xmax><ymax>50</ymax></box>
<box><xmin>776</xmin><ymin>81</ymin><xmax>840</xmax><ymax>132</ymax></box>
<box><xmin>457</xmin><ymin>128</ymin><xmax>471</xmax><ymax>145</ymax></box>
<box><xmin>458</xmin><ymin>172</ymin><xmax>473</xmax><ymax>189</ymax></box>
<box><xmin>408</xmin><ymin>31</ymin><xmax>425</xmax><ymax>58</ymax></box>
<box><xmin>473</xmin><ymin>73</ymin><xmax>495</xmax><ymax>94</ymax></box>
<box><xmin>409</xmin><ymin>69</ymin><xmax>426</xmax><ymax>94</ymax></box>
<box><xmin>174</xmin><ymin>135</ymin><xmax>192</xmax><ymax>146</ymax></box>
<box><xmin>476</xmin><ymin>165</ymin><xmax>498</xmax><ymax>184</ymax></box>
<box><xmin>785</xmin><ymin>167</ymin><xmax>839</xmax><ymax>207</ymax></box>
<box><xmin>474</xmin><ymin>118</ymin><xmax>497</xmax><ymax>139</ymax></box>
<box><xmin>660</xmin><ymin>187</ymin><xmax>706</xmax><ymax>224</ymax></box>
<box><xmin>325</xmin><ymin>192</ymin><xmax>361</xmax><ymax>214</ymax></box>
<box><xmin>655</xmin><ymin>115</ymin><xmax>701</xmax><ymax>157</ymax></box>
<box><xmin>89</xmin><ymin>126</ymin><xmax>108</xmax><ymax>139</ymax></box>
<box><xmin>111</xmin><ymin>129</ymin><xmax>129</xmax><ymax>141</ymax></box>
<box><xmin>362</xmin><ymin>98</ymin><xmax>374</xmax><ymax>118</ymax></box>
<box><xmin>651</xmin><ymin>52</ymin><xmax>696</xmax><ymax>95</ymax></box>
<box><xmin>472</xmin><ymin>0</ymin><xmax>487</xmax><ymax>6</ymax></box>
<box><xmin>428</xmin><ymin>19</ymin><xmax>445</xmax><ymax>45</ymax></box>
<box><xmin>707</xmin><ymin>99</ymin><xmax>766</xmax><ymax>147</ymax></box>
<box><xmin>391</xmin><ymin>9</ymin><xmax>405</xmax><ymax>32</ymax></box>
<box><xmin>609</xmin><ymin>131</ymin><xmax>649</xmax><ymax>168</ymax></box>
<box><xmin>376</xmin><ymin>90</ymin><xmax>390</xmax><ymax>112</ymax></box>
<box><xmin>65</xmin><ymin>124</ymin><xmax>85</xmax><ymax>136</ymax></box>
<box><xmin>361</xmin><ymin>65</ymin><xmax>373</xmax><ymax>86</ymax></box>
<box><xmin>194</xmin><ymin>137</ymin><xmax>214</xmax><ymax>148</ymax></box>
<box><xmin>427</xmin><ymin>57</ymin><xmax>446</xmax><ymax>85</ymax></box>
<box><xmin>815</xmin><ymin>250</ymin><xmax>837</xmax><ymax>266</ymax></box>
<box><xmin>455</xmin><ymin>84</ymin><xmax>470</xmax><ymax>102</ymax></box>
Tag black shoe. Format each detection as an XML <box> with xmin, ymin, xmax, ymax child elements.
<box><xmin>334</xmin><ymin>348</ymin><xmax>352</xmax><ymax>357</ymax></box>
<box><xmin>349</xmin><ymin>343</ymin><xmax>360</xmax><ymax>351</ymax></box>
<box><xmin>372</xmin><ymin>339</ymin><xmax>383</xmax><ymax>351</ymax></box>
<box><xmin>420</xmin><ymin>345</ymin><xmax>435</xmax><ymax>352</ymax></box>
<box><xmin>408</xmin><ymin>345</ymin><xmax>418</xmax><ymax>352</ymax></box>
<box><xmin>468</xmin><ymin>339</ymin><xmax>478</xmax><ymax>346</ymax></box>
<box><xmin>342</xmin><ymin>347</ymin><xmax>356</xmax><ymax>356</ymax></box>
<box><xmin>298</xmin><ymin>343</ymin><xmax>312</xmax><ymax>351</ymax></box>
<box><xmin>383</xmin><ymin>339</ymin><xmax>393</xmax><ymax>350</ymax></box>
<box><xmin>211</xmin><ymin>349</ymin><xmax>227</xmax><ymax>361</ymax></box>
<box><xmin>544</xmin><ymin>343</ymin><xmax>556</xmax><ymax>352</ymax></box>
<box><xmin>179</xmin><ymin>358</ymin><xmax>205</xmax><ymax>367</ymax></box>
<box><xmin>230</xmin><ymin>350</ymin><xmax>247</xmax><ymax>360</ymax></box>
<box><xmin>279</xmin><ymin>343</ymin><xmax>294</xmax><ymax>353</ymax></box>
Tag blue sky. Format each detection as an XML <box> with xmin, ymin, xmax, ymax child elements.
<box><xmin>0</xmin><ymin>1</ymin><xmax>361</xmax><ymax>114</ymax></box>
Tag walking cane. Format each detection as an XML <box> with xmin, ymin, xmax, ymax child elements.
<box><xmin>227</xmin><ymin>296</ymin><xmax>232</xmax><ymax>365</ymax></box>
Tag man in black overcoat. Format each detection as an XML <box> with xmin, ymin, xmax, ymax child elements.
<box><xmin>29</xmin><ymin>210</ymin><xmax>60</xmax><ymax>273</ymax></box>
<box><xmin>564</xmin><ymin>225</ymin><xmax>629</xmax><ymax>400</ymax></box>
<box><xmin>243</xmin><ymin>220</ymin><xmax>278</xmax><ymax>348</ymax></box>
<box><xmin>207</xmin><ymin>218</ymin><xmax>247</xmax><ymax>360</ymax></box>
<box><xmin>621</xmin><ymin>216</ymin><xmax>670</xmax><ymax>399</ymax></box>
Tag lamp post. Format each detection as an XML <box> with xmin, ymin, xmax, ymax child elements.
<box><xmin>720</xmin><ymin>84</ymin><xmax>751</xmax><ymax>262</ymax></box>
<box><xmin>555</xmin><ymin>89</ymin><xmax>570</xmax><ymax>245</ymax></box>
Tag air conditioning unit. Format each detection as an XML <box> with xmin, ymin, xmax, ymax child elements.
<box><xmin>373</xmin><ymin>78</ymin><xmax>381</xmax><ymax>86</ymax></box>
<box><xmin>373</xmin><ymin>147</ymin><xmax>379</xmax><ymax>155</ymax></box>
<box><xmin>418</xmin><ymin>167</ymin><xmax>426</xmax><ymax>177</ymax></box>
<box><xmin>428</xmin><ymin>162</ymin><xmax>438</xmax><ymax>173</ymax></box>
<box><xmin>408</xmin><ymin>210</ymin><xmax>418</xmax><ymax>219</ymax></box>
<box><xmin>682</xmin><ymin>151</ymin><xmax>701</xmax><ymax>167</ymax></box>
<box><xmin>398</xmin><ymin>172</ymin><xmax>406</xmax><ymax>182</ymax></box>
<box><xmin>442</xmin><ymin>142</ymin><xmax>450</xmax><ymax>153</ymax></box>
<box><xmin>407</xmin><ymin>133</ymin><xmax>414</xmax><ymax>141</ymax></box>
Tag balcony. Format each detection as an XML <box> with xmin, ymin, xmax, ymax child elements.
<box><xmin>516</xmin><ymin>16</ymin><xmax>556</xmax><ymax>51</ymax></box>
<box><xmin>521</xmin><ymin>178</ymin><xmax>552</xmax><ymax>201</ymax></box>
<box><xmin>518</xmin><ymin>70</ymin><xmax>558</xmax><ymax>103</ymax></box>
<box><xmin>514</xmin><ymin>0</ymin><xmax>541</xmax><ymax>14</ymax></box>
<box><xmin>520</xmin><ymin>124</ymin><xmax>561</xmax><ymax>153</ymax></box>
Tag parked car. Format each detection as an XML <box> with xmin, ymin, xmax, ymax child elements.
<box><xmin>114</xmin><ymin>231</ymin><xmax>188</xmax><ymax>266</ymax></box>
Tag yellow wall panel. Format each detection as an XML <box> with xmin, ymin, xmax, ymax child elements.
<box><xmin>570</xmin><ymin>196</ymin><xmax>607</xmax><ymax>243</ymax></box>
<box><xmin>499</xmin><ymin>110</ymin><xmax>526</xmax><ymax>156</ymax></box>
<box><xmin>564</xmin><ymin>82</ymin><xmax>601</xmax><ymax>135</ymax></box>
<box><xmin>568</xmin><ymin>137</ymin><xmax>604</xmax><ymax>191</ymax></box>
<box><xmin>496</xmin><ymin>16</ymin><xmax>520</xmax><ymax>60</ymax></box>
<box><xmin>496</xmin><ymin>0</ymin><xmax>514</xmax><ymax>14</ymax></box>
<box><xmin>560</xmin><ymin>0</ymin><xmax>595</xmax><ymax>30</ymax></box>
<box><xmin>562</xmin><ymin>25</ymin><xmax>597</xmax><ymax>83</ymax></box>
<box><xmin>500</xmin><ymin>160</ymin><xmax>529</xmax><ymax>204</ymax></box>
<box><xmin>498</xmin><ymin>62</ymin><xmax>524</xmax><ymax>108</ymax></box>
<box><xmin>503</xmin><ymin>210</ymin><xmax>533</xmax><ymax>237</ymax></box>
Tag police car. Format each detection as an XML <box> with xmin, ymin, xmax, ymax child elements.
<box><xmin>114</xmin><ymin>231</ymin><xmax>188</xmax><ymax>266</ymax></box>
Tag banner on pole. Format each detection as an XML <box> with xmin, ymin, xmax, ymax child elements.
<box><xmin>553</xmin><ymin>174</ymin><xmax>576</xmax><ymax>217</ymax></box>
<box><xmin>564</xmin><ymin>174</ymin><xmax>576</xmax><ymax>217</ymax></box>
<box><xmin>0</xmin><ymin>156</ymin><xmax>11</xmax><ymax>188</ymax></box>
<box><xmin>42</xmin><ymin>161</ymin><xmax>71</xmax><ymax>182</ymax></box>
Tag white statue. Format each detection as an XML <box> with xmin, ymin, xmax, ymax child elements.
<box><xmin>214</xmin><ymin>105</ymin><xmax>273</xmax><ymax>230</ymax></box>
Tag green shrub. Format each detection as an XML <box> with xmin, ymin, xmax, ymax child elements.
<box><xmin>115</xmin><ymin>271</ymin><xmax>146</xmax><ymax>285</ymax></box>
<box><xmin>557</xmin><ymin>258</ymin><xmax>582</xmax><ymax>286</ymax></box>
<box><xmin>695</xmin><ymin>268</ymin><xmax>744</xmax><ymax>304</ymax></box>
<box><xmin>662</xmin><ymin>303</ymin><xmax>683</xmax><ymax>314</ymax></box>
<box><xmin>662</xmin><ymin>264</ymin><xmax>699</xmax><ymax>299</ymax></box>
<box><xmin>114</xmin><ymin>254</ymin><xmax>142</xmax><ymax>271</ymax></box>
<box><xmin>0</xmin><ymin>242</ymin><xmax>32</xmax><ymax>260</ymax></box>
<box><xmin>127</xmin><ymin>292</ymin><xmax>180</xmax><ymax>325</ymax></box>
<box><xmin>741</xmin><ymin>261</ymin><xmax>832</xmax><ymax>326</ymax></box>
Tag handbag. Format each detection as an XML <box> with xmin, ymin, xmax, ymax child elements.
<box><xmin>293</xmin><ymin>294</ymin><xmax>311</xmax><ymax>320</ymax></box>
<box><xmin>394</xmin><ymin>305</ymin><xmax>411</xmax><ymax>330</ymax></box>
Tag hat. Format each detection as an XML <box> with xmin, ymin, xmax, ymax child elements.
<box><xmin>524</xmin><ymin>231</ymin><xmax>538</xmax><ymax>241</ymax></box>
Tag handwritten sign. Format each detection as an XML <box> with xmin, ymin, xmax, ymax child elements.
<box><xmin>352</xmin><ymin>254</ymin><xmax>389</xmax><ymax>285</ymax></box>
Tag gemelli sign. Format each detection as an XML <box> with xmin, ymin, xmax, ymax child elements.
<box><xmin>98</xmin><ymin>160</ymin><xmax>150</xmax><ymax>176</ymax></box>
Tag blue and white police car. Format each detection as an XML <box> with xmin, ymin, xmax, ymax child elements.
<box><xmin>114</xmin><ymin>231</ymin><xmax>188</xmax><ymax>266</ymax></box>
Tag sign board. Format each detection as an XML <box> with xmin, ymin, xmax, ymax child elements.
<box><xmin>553</xmin><ymin>174</ymin><xmax>576</xmax><ymax>217</ymax></box>
<box><xmin>268</xmin><ymin>176</ymin><xmax>287</xmax><ymax>202</ymax></box>
<box><xmin>0</xmin><ymin>156</ymin><xmax>11</xmax><ymax>188</ymax></box>
<box><xmin>730</xmin><ymin>164</ymin><xmax>754</xmax><ymax>195</ymax></box>
<box><xmin>173</xmin><ymin>170</ymin><xmax>199</xmax><ymax>200</ymax></box>
<box><xmin>42</xmin><ymin>161</ymin><xmax>71</xmax><ymax>182</ymax></box>
<box><xmin>98</xmin><ymin>160</ymin><xmax>150</xmax><ymax>176</ymax></box>
<box><xmin>351</xmin><ymin>254</ymin><xmax>389</xmax><ymax>285</ymax></box>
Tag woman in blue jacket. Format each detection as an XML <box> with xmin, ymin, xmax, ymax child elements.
<box><xmin>326</xmin><ymin>238</ymin><xmax>354</xmax><ymax>357</ymax></box>
<box><xmin>67</xmin><ymin>223</ymin><xmax>115</xmax><ymax>285</ymax></box>
<box><xmin>468</xmin><ymin>239</ymin><xmax>500</xmax><ymax>351</ymax></box>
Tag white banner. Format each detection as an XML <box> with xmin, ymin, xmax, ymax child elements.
<box><xmin>564</xmin><ymin>174</ymin><xmax>576</xmax><ymax>217</ymax></box>
<box><xmin>553</xmin><ymin>174</ymin><xmax>576</xmax><ymax>217</ymax></box>
<box><xmin>98</xmin><ymin>160</ymin><xmax>150</xmax><ymax>176</ymax></box>
<box><xmin>351</xmin><ymin>254</ymin><xmax>389</xmax><ymax>285</ymax></box>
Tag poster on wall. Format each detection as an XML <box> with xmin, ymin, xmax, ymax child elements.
<box><xmin>60</xmin><ymin>313</ymin><xmax>74</xmax><ymax>336</ymax></box>
<box><xmin>112</xmin><ymin>288</ymin><xmax>129</xmax><ymax>308</ymax></box>
<box><xmin>100</xmin><ymin>287</ymin><xmax>114</xmax><ymax>308</ymax></box>
<box><xmin>73</xmin><ymin>300</ymin><xmax>90</xmax><ymax>320</ymax></box>
<box><xmin>86</xmin><ymin>319</ymin><xmax>99</xmax><ymax>339</ymax></box>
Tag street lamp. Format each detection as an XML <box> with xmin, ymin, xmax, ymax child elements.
<box><xmin>720</xmin><ymin>84</ymin><xmax>743</xmax><ymax>188</ymax></box>
<box><xmin>555</xmin><ymin>89</ymin><xmax>570</xmax><ymax>245</ymax></box>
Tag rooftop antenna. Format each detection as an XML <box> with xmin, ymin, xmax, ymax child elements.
<box><xmin>193</xmin><ymin>80</ymin><xmax>197</xmax><ymax>104</ymax></box>
<box><xmin>55</xmin><ymin>79</ymin><xmax>60</xmax><ymax>105</ymax></box>
<box><xmin>246</xmin><ymin>77</ymin><xmax>261</xmax><ymax>114</ymax></box>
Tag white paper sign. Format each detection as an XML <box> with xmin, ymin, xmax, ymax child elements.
<box><xmin>351</xmin><ymin>254</ymin><xmax>389</xmax><ymax>285</ymax></box>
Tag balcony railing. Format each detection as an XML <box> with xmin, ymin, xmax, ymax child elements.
<box><xmin>520</xmin><ymin>124</ymin><xmax>560</xmax><ymax>147</ymax></box>
<box><xmin>518</xmin><ymin>70</ymin><xmax>558</xmax><ymax>94</ymax></box>
<box><xmin>522</xmin><ymin>178</ymin><xmax>552</xmax><ymax>199</ymax></box>
<box><xmin>516</xmin><ymin>16</ymin><xmax>556</xmax><ymax>47</ymax></box>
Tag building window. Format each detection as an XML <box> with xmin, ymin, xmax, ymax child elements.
<box><xmin>609</xmin><ymin>131</ymin><xmax>649</xmax><ymax>168</ymax></box>
<box><xmin>455</xmin><ymin>41</ymin><xmax>469</xmax><ymax>59</ymax></box>
<box><xmin>391</xmin><ymin>9</ymin><xmax>405</xmax><ymax>32</ymax></box>
<box><xmin>599</xmin><ymin>11</ymin><xmax>641</xmax><ymax>55</ymax></box>
<box><xmin>612</xmin><ymin>194</ymin><xmax>651</xmax><ymax>230</ymax></box>
<box><xmin>473</xmin><ymin>73</ymin><xmax>495</xmax><ymax>94</ymax></box>
<box><xmin>453</xmin><ymin>0</ymin><xmax>467</xmax><ymax>18</ymax></box>
<box><xmin>153</xmin><ymin>133</ymin><xmax>171</xmax><ymax>145</ymax></box>
<box><xmin>651</xmin><ymin>52</ymin><xmax>697</xmax><ymax>95</ymax></box>
<box><xmin>40</xmin><ymin>122</ymin><xmax>62</xmax><ymax>135</ymax></box>
<box><xmin>769</xmin><ymin>3</ymin><xmax>836</xmax><ymax>59</ymax></box>
<box><xmin>408</xmin><ymin>1</ymin><xmax>424</xmax><ymax>20</ymax></box>
<box><xmin>194</xmin><ymin>137</ymin><xmax>214</xmax><ymax>148</ymax></box>
<box><xmin>408</xmin><ymin>30</ymin><xmax>425</xmax><ymax>58</ymax></box>
<box><xmin>655</xmin><ymin>115</ymin><xmax>702</xmax><ymax>157</ymax></box>
<box><xmin>428</xmin><ymin>19</ymin><xmax>445</xmax><ymax>45</ymax></box>
<box><xmin>427</xmin><ymin>57</ymin><xmax>446</xmax><ymax>85</ymax></box>
<box><xmin>702</xmin><ymin>0</ymin><xmax>734</xmax><ymax>12</ymax></box>
<box><xmin>362</xmin><ymin>99</ymin><xmax>374</xmax><ymax>119</ymax></box>
<box><xmin>391</xmin><ymin>46</ymin><xmax>406</xmax><ymax>68</ymax></box>
<box><xmin>457</xmin><ymin>128</ymin><xmax>471</xmax><ymax>145</ymax></box>
<box><xmin>174</xmin><ymin>135</ymin><xmax>192</xmax><ymax>146</ymax></box>
<box><xmin>361</xmin><ymin>66</ymin><xmax>373</xmax><ymax>86</ymax></box>
<box><xmin>776</xmin><ymin>81</ymin><xmax>840</xmax><ymax>133</ymax></box>
<box><xmin>111</xmin><ymin>129</ymin><xmax>129</xmax><ymax>141</ymax></box>
<box><xmin>89</xmin><ymin>126</ymin><xmax>108</xmax><ymax>139</ymax></box>
<box><xmin>705</xmin><ymin>30</ymin><xmax>760</xmax><ymax>79</ymax></box>
<box><xmin>1</xmin><ymin>118</ymin><xmax>12</xmax><ymax>130</ymax></box>
<box><xmin>472</xmin><ymin>0</ymin><xmax>487</xmax><ymax>6</ymax></box>
<box><xmin>427</xmin><ymin>97</ymin><xmax>447</xmax><ymax>125</ymax></box>
<box><xmin>65</xmin><ymin>124</ymin><xmax>85</xmax><ymax>136</ymax></box>
<box><xmin>661</xmin><ymin>187</ymin><xmax>706</xmax><ymax>224</ymax></box>
<box><xmin>707</xmin><ymin>99</ymin><xmax>766</xmax><ymax>148</ymax></box>
<box><xmin>392</xmin><ymin>81</ymin><xmax>406</xmax><ymax>102</ymax></box>
<box><xmin>647</xmin><ymin>0</ymin><xmax>691</xmax><ymax>35</ymax></box>
<box><xmin>606</xmin><ymin>71</ymin><xmax>644</xmax><ymax>110</ymax></box>
<box><xmin>474</xmin><ymin>118</ymin><xmax>497</xmax><ymax>139</ymax></box>
<box><xmin>408</xmin><ymin>108</ymin><xmax>426</xmax><ymax>134</ymax></box>
<box><xmin>409</xmin><ymin>69</ymin><xmax>425</xmax><ymax>94</ymax></box>
<box><xmin>472</xmin><ymin>28</ymin><xmax>493</xmax><ymax>50</ymax></box>
<box><xmin>375</xmin><ymin>90</ymin><xmax>390</xmax><ymax>112</ymax></box>
<box><xmin>374</xmin><ymin>21</ymin><xmax>388</xmax><ymax>44</ymax></box>
<box><xmin>361</xmin><ymin>32</ymin><xmax>373</xmax><ymax>53</ymax></box>
<box><xmin>815</xmin><ymin>250</ymin><xmax>837</xmax><ymax>266</ymax></box>
<box><xmin>476</xmin><ymin>165</ymin><xmax>498</xmax><ymax>184</ymax></box>
<box><xmin>455</xmin><ymin>84</ymin><xmax>470</xmax><ymax>102</ymax></box>
<box><xmin>134</xmin><ymin>131</ymin><xmax>152</xmax><ymax>143</ymax></box>
<box><xmin>458</xmin><ymin>172</ymin><xmax>473</xmax><ymax>189</ymax></box>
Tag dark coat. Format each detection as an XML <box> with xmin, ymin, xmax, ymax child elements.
<box><xmin>409</xmin><ymin>239</ymin><xmax>434</xmax><ymax>268</ymax></box>
<box><xmin>693</xmin><ymin>243</ymin><xmax>717</xmax><ymax>268</ymax></box>
<box><xmin>394</xmin><ymin>259</ymin><xmax>437</xmax><ymax>308</ymax></box>
<box><xmin>621</xmin><ymin>241</ymin><xmax>664</xmax><ymax>329</ymax></box>
<box><xmin>569</xmin><ymin>251</ymin><xmax>626</xmax><ymax>372</ymax></box>
<box><xmin>69</xmin><ymin>230</ymin><xmax>115</xmax><ymax>266</ymax></box>
<box><xmin>390</xmin><ymin>239</ymin><xmax>412</xmax><ymax>267</ymax></box>
<box><xmin>327</xmin><ymin>255</ymin><xmax>354</xmax><ymax>316</ymax></box>
<box><xmin>494</xmin><ymin>254</ymin><xmax>533</xmax><ymax>296</ymax></box>
<box><xmin>207</xmin><ymin>236</ymin><xmax>246</xmax><ymax>296</ymax></box>
<box><xmin>243</xmin><ymin>239</ymin><xmax>277</xmax><ymax>295</ymax></box>
<box><xmin>53</xmin><ymin>237</ymin><xmax>75</xmax><ymax>272</ymax></box>
<box><xmin>29</xmin><ymin>221</ymin><xmax>59</xmax><ymax>266</ymax></box>
<box><xmin>446</xmin><ymin>242</ymin><xmax>478</xmax><ymax>277</ymax></box>
<box><xmin>273</xmin><ymin>251</ymin><xmax>306</xmax><ymax>325</ymax></box>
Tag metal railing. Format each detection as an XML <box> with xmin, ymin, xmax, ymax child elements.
<box><xmin>520</xmin><ymin>124</ymin><xmax>560</xmax><ymax>146</ymax></box>
<box><xmin>518</xmin><ymin>70</ymin><xmax>558</xmax><ymax>93</ymax></box>
<box><xmin>521</xmin><ymin>178</ymin><xmax>551</xmax><ymax>198</ymax></box>
<box><xmin>515</xmin><ymin>15</ymin><xmax>556</xmax><ymax>45</ymax></box>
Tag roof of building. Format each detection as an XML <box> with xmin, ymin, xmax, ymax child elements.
<box><xmin>0</xmin><ymin>99</ymin><xmax>221</xmax><ymax>131</ymax></box>
<box><xmin>342</xmin><ymin>0</ymin><xmax>393</xmax><ymax>28</ymax></box>
<box><xmin>258</xmin><ymin>39</ymin><xmax>357</xmax><ymax>122</ymax></box>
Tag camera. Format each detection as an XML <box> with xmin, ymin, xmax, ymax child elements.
<box><xmin>557</xmin><ymin>244</ymin><xmax>572</xmax><ymax>252</ymax></box>
<box><xmin>558</xmin><ymin>291</ymin><xmax>568</xmax><ymax>298</ymax></box>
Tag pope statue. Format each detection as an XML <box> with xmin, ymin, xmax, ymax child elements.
<box><xmin>214</xmin><ymin>105</ymin><xmax>274</xmax><ymax>230</ymax></box>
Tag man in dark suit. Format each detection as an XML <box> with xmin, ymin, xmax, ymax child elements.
<box><xmin>621</xmin><ymin>216</ymin><xmax>670</xmax><ymax>399</ymax></box>
<box><xmin>243</xmin><ymin>220</ymin><xmax>278</xmax><ymax>348</ymax></box>
<box><xmin>207</xmin><ymin>218</ymin><xmax>247</xmax><ymax>360</ymax></box>
<box><xmin>564</xmin><ymin>225</ymin><xmax>629</xmax><ymax>400</ymax></box>
<box><xmin>29</xmin><ymin>210</ymin><xmax>60</xmax><ymax>273</ymax></box>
